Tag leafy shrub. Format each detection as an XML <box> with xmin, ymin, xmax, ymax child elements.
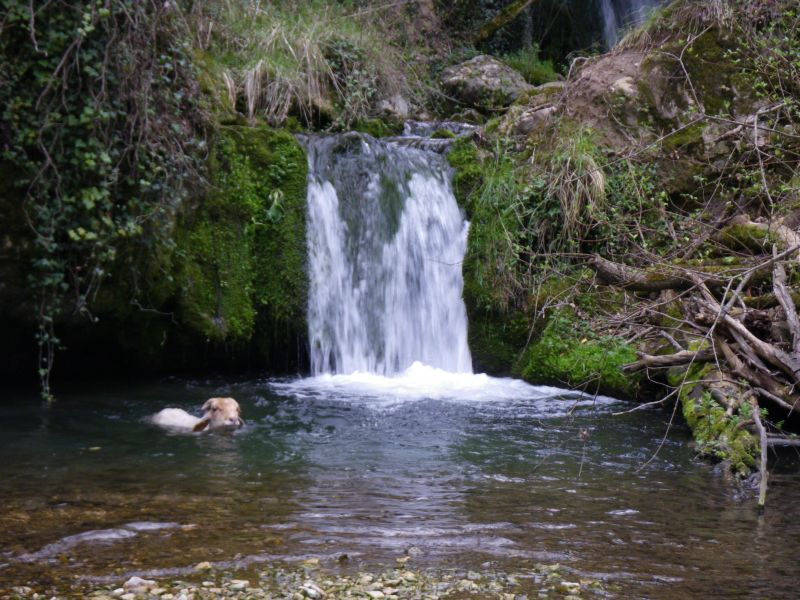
<box><xmin>502</xmin><ymin>45</ymin><xmax>559</xmax><ymax>86</ymax></box>
<box><xmin>0</xmin><ymin>0</ymin><xmax>208</xmax><ymax>398</ymax></box>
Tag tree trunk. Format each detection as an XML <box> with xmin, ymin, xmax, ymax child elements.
<box><xmin>474</xmin><ymin>0</ymin><xmax>541</xmax><ymax>45</ymax></box>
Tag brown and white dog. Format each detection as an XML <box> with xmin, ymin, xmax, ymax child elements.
<box><xmin>151</xmin><ymin>397</ymin><xmax>244</xmax><ymax>433</ymax></box>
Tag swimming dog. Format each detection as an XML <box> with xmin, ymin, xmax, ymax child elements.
<box><xmin>151</xmin><ymin>397</ymin><xmax>244</xmax><ymax>432</ymax></box>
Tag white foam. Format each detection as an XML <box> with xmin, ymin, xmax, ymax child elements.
<box><xmin>271</xmin><ymin>361</ymin><xmax>618</xmax><ymax>408</ymax></box>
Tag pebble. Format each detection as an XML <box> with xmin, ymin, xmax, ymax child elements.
<box><xmin>300</xmin><ymin>582</ymin><xmax>325</xmax><ymax>598</ymax></box>
<box><xmin>559</xmin><ymin>581</ymin><xmax>581</xmax><ymax>593</ymax></box>
<box><xmin>123</xmin><ymin>576</ymin><xmax>155</xmax><ymax>593</ymax></box>
<box><xmin>194</xmin><ymin>562</ymin><xmax>213</xmax><ymax>571</ymax></box>
<box><xmin>13</xmin><ymin>561</ymin><xmax>612</xmax><ymax>600</ymax></box>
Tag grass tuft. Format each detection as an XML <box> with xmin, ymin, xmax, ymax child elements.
<box><xmin>194</xmin><ymin>1</ymin><xmax>413</xmax><ymax>127</ymax></box>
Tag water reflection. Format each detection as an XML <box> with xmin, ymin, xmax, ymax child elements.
<box><xmin>0</xmin><ymin>376</ymin><xmax>799</xmax><ymax>599</ymax></box>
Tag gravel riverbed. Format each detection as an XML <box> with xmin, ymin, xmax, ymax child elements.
<box><xmin>2</xmin><ymin>559</ymin><xmax>613</xmax><ymax>600</ymax></box>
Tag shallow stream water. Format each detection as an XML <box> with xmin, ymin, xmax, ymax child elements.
<box><xmin>2</xmin><ymin>372</ymin><xmax>800</xmax><ymax>598</ymax></box>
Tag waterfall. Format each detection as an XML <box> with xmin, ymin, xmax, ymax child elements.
<box><xmin>303</xmin><ymin>132</ymin><xmax>473</xmax><ymax>377</ymax></box>
<box><xmin>600</xmin><ymin>0</ymin><xmax>660</xmax><ymax>48</ymax></box>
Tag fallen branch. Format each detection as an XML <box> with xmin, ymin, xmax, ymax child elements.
<box><xmin>589</xmin><ymin>255</ymin><xmax>694</xmax><ymax>292</ymax></box>
<box><xmin>750</xmin><ymin>397</ymin><xmax>769</xmax><ymax>510</ymax></box>
<box><xmin>695</xmin><ymin>278</ymin><xmax>800</xmax><ymax>385</ymax></box>
<box><xmin>766</xmin><ymin>436</ymin><xmax>800</xmax><ymax>447</ymax></box>
<box><xmin>473</xmin><ymin>0</ymin><xmax>540</xmax><ymax>45</ymax></box>
<box><xmin>623</xmin><ymin>349</ymin><xmax>714</xmax><ymax>372</ymax></box>
<box><xmin>754</xmin><ymin>387</ymin><xmax>797</xmax><ymax>414</ymax></box>
<box><xmin>773</xmin><ymin>245</ymin><xmax>800</xmax><ymax>355</ymax></box>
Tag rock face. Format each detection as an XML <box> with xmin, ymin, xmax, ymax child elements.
<box><xmin>376</xmin><ymin>93</ymin><xmax>411</xmax><ymax>123</ymax></box>
<box><xmin>441</xmin><ymin>55</ymin><xmax>532</xmax><ymax>112</ymax></box>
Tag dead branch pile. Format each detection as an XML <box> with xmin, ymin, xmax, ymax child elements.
<box><xmin>589</xmin><ymin>232</ymin><xmax>800</xmax><ymax>505</ymax></box>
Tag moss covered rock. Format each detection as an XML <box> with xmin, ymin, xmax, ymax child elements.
<box><xmin>175</xmin><ymin>126</ymin><xmax>308</xmax><ymax>364</ymax></box>
<box><xmin>514</xmin><ymin>309</ymin><xmax>640</xmax><ymax>399</ymax></box>
<box><xmin>446</xmin><ymin>137</ymin><xmax>529</xmax><ymax>374</ymax></box>
<box><xmin>441</xmin><ymin>55</ymin><xmax>533</xmax><ymax>113</ymax></box>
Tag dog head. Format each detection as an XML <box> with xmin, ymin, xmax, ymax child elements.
<box><xmin>193</xmin><ymin>397</ymin><xmax>244</xmax><ymax>432</ymax></box>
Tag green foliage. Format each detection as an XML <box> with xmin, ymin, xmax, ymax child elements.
<box><xmin>595</xmin><ymin>161</ymin><xmax>676</xmax><ymax>257</ymax></box>
<box><xmin>516</xmin><ymin>309</ymin><xmax>640</xmax><ymax>398</ymax></box>
<box><xmin>666</xmin><ymin>361</ymin><xmax>759</xmax><ymax>476</ymax></box>
<box><xmin>502</xmin><ymin>45</ymin><xmax>559</xmax><ymax>86</ymax></box>
<box><xmin>431</xmin><ymin>129</ymin><xmax>457</xmax><ymax>139</ymax></box>
<box><xmin>353</xmin><ymin>119</ymin><xmax>402</xmax><ymax>138</ymax></box>
<box><xmin>461</xmin><ymin>143</ymin><xmax>536</xmax><ymax>312</ymax></box>
<box><xmin>0</xmin><ymin>0</ymin><xmax>207</xmax><ymax>397</ymax></box>
<box><xmin>175</xmin><ymin>126</ymin><xmax>308</xmax><ymax>347</ymax></box>
<box><xmin>447</xmin><ymin>138</ymin><xmax>484</xmax><ymax>211</ymax></box>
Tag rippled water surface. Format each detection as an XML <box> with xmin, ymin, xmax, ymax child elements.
<box><xmin>2</xmin><ymin>372</ymin><xmax>800</xmax><ymax>598</ymax></box>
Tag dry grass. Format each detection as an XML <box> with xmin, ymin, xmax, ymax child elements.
<box><xmin>544</xmin><ymin>131</ymin><xmax>607</xmax><ymax>243</ymax></box>
<box><xmin>193</xmin><ymin>0</ymin><xmax>414</xmax><ymax>126</ymax></box>
<box><xmin>617</xmin><ymin>0</ymin><xmax>734</xmax><ymax>50</ymax></box>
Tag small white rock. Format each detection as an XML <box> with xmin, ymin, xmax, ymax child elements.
<box><xmin>300</xmin><ymin>582</ymin><xmax>326</xmax><ymax>599</ymax></box>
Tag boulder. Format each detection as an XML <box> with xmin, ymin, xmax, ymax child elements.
<box><xmin>376</xmin><ymin>93</ymin><xmax>410</xmax><ymax>122</ymax></box>
<box><xmin>441</xmin><ymin>55</ymin><xmax>532</xmax><ymax>112</ymax></box>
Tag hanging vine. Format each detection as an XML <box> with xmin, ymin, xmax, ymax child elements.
<box><xmin>0</xmin><ymin>0</ymin><xmax>210</xmax><ymax>399</ymax></box>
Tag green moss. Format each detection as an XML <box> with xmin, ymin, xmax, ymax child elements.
<box><xmin>668</xmin><ymin>363</ymin><xmax>759</xmax><ymax>476</ymax></box>
<box><xmin>352</xmin><ymin>118</ymin><xmax>402</xmax><ymax>138</ymax></box>
<box><xmin>431</xmin><ymin>129</ymin><xmax>457</xmax><ymax>139</ymax></box>
<box><xmin>446</xmin><ymin>138</ymin><xmax>482</xmax><ymax>214</ymax></box>
<box><xmin>483</xmin><ymin>117</ymin><xmax>502</xmax><ymax>135</ymax></box>
<box><xmin>513</xmin><ymin>83</ymin><xmax>563</xmax><ymax>107</ymax></box>
<box><xmin>716</xmin><ymin>222</ymin><xmax>779</xmax><ymax>254</ymax></box>
<box><xmin>662</xmin><ymin>121</ymin><xmax>707</xmax><ymax>151</ymax></box>
<box><xmin>515</xmin><ymin>309</ymin><xmax>640</xmax><ymax>398</ymax></box>
<box><xmin>448</xmin><ymin>137</ymin><xmax>550</xmax><ymax>374</ymax></box>
<box><xmin>175</xmin><ymin>125</ymin><xmax>308</xmax><ymax>351</ymax></box>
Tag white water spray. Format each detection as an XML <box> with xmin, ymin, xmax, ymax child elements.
<box><xmin>600</xmin><ymin>0</ymin><xmax>660</xmax><ymax>48</ymax></box>
<box><xmin>304</xmin><ymin>133</ymin><xmax>472</xmax><ymax>376</ymax></box>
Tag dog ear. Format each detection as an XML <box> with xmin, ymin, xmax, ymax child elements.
<box><xmin>201</xmin><ymin>399</ymin><xmax>214</xmax><ymax>413</ymax></box>
<box><xmin>193</xmin><ymin>418</ymin><xmax>210</xmax><ymax>432</ymax></box>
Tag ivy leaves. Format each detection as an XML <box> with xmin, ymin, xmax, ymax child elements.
<box><xmin>1</xmin><ymin>0</ymin><xmax>208</xmax><ymax>398</ymax></box>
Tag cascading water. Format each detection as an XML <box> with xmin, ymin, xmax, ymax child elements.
<box><xmin>600</xmin><ymin>0</ymin><xmax>661</xmax><ymax>48</ymax></box>
<box><xmin>303</xmin><ymin>132</ymin><xmax>472</xmax><ymax>377</ymax></box>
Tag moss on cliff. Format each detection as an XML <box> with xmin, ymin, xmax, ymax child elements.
<box><xmin>447</xmin><ymin>137</ymin><xmax>483</xmax><ymax>216</ymax></box>
<box><xmin>447</xmin><ymin>137</ymin><xmax>530</xmax><ymax>373</ymax></box>
<box><xmin>174</xmin><ymin>125</ymin><xmax>307</xmax><ymax>359</ymax></box>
